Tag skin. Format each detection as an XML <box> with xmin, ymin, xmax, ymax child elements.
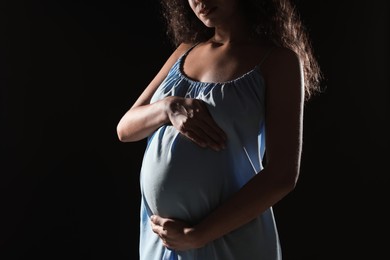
<box><xmin>116</xmin><ymin>0</ymin><xmax>304</xmax><ymax>251</ymax></box>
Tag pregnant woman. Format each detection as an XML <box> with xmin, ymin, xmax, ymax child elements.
<box><xmin>116</xmin><ymin>0</ymin><xmax>322</xmax><ymax>259</ymax></box>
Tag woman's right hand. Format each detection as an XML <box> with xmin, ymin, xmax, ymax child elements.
<box><xmin>164</xmin><ymin>96</ymin><xmax>227</xmax><ymax>151</ymax></box>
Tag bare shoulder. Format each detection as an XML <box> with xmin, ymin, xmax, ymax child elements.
<box><xmin>130</xmin><ymin>42</ymin><xmax>195</xmax><ymax>108</ymax></box>
<box><xmin>262</xmin><ymin>46</ymin><xmax>304</xmax><ymax>100</ymax></box>
<box><xmin>155</xmin><ymin>42</ymin><xmax>194</xmax><ymax>78</ymax></box>
<box><xmin>146</xmin><ymin>42</ymin><xmax>195</xmax><ymax>83</ymax></box>
<box><xmin>175</xmin><ymin>42</ymin><xmax>195</xmax><ymax>54</ymax></box>
<box><xmin>262</xmin><ymin>46</ymin><xmax>302</xmax><ymax>85</ymax></box>
<box><xmin>170</xmin><ymin>42</ymin><xmax>194</xmax><ymax>61</ymax></box>
<box><xmin>263</xmin><ymin>46</ymin><xmax>301</xmax><ymax>74</ymax></box>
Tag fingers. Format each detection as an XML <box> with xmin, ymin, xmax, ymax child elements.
<box><xmin>183</xmin><ymin>122</ymin><xmax>225</xmax><ymax>151</ymax></box>
<box><xmin>150</xmin><ymin>215</ymin><xmax>197</xmax><ymax>251</ymax></box>
<box><xmin>150</xmin><ymin>215</ymin><xmax>167</xmax><ymax>237</ymax></box>
<box><xmin>150</xmin><ymin>215</ymin><xmax>161</xmax><ymax>225</ymax></box>
<box><xmin>182</xmin><ymin>101</ymin><xmax>227</xmax><ymax>151</ymax></box>
<box><xmin>167</xmin><ymin>97</ymin><xmax>227</xmax><ymax>150</ymax></box>
<box><xmin>150</xmin><ymin>215</ymin><xmax>174</xmax><ymax>248</ymax></box>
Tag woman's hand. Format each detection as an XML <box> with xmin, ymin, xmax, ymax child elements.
<box><xmin>165</xmin><ymin>96</ymin><xmax>227</xmax><ymax>151</ymax></box>
<box><xmin>150</xmin><ymin>215</ymin><xmax>203</xmax><ymax>251</ymax></box>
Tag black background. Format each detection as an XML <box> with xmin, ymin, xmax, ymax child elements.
<box><xmin>1</xmin><ymin>1</ymin><xmax>389</xmax><ymax>259</ymax></box>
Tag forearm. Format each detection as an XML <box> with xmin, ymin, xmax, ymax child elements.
<box><xmin>191</xmin><ymin>168</ymin><xmax>296</xmax><ymax>247</ymax></box>
<box><xmin>116</xmin><ymin>98</ymin><xmax>169</xmax><ymax>142</ymax></box>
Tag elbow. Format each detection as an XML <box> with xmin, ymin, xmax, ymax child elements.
<box><xmin>116</xmin><ymin>122</ymin><xmax>142</xmax><ymax>142</ymax></box>
<box><xmin>116</xmin><ymin>124</ymin><xmax>129</xmax><ymax>142</ymax></box>
<box><xmin>284</xmin><ymin>176</ymin><xmax>298</xmax><ymax>192</ymax></box>
<box><xmin>117</xmin><ymin>133</ymin><xmax>126</xmax><ymax>143</ymax></box>
<box><xmin>264</xmin><ymin>154</ymin><xmax>301</xmax><ymax>191</ymax></box>
<box><xmin>266</xmin><ymin>165</ymin><xmax>299</xmax><ymax>194</ymax></box>
<box><xmin>269</xmin><ymin>174</ymin><xmax>297</xmax><ymax>198</ymax></box>
<box><xmin>279</xmin><ymin>169</ymin><xmax>299</xmax><ymax>193</ymax></box>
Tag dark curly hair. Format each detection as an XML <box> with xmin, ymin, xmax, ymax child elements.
<box><xmin>159</xmin><ymin>0</ymin><xmax>322</xmax><ymax>100</ymax></box>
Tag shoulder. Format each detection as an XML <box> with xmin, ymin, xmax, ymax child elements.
<box><xmin>169</xmin><ymin>42</ymin><xmax>197</xmax><ymax>62</ymax></box>
<box><xmin>262</xmin><ymin>46</ymin><xmax>302</xmax><ymax>85</ymax></box>
<box><xmin>153</xmin><ymin>42</ymin><xmax>197</xmax><ymax>80</ymax></box>
<box><xmin>262</xmin><ymin>46</ymin><xmax>304</xmax><ymax>101</ymax></box>
<box><xmin>262</xmin><ymin>46</ymin><xmax>301</xmax><ymax>73</ymax></box>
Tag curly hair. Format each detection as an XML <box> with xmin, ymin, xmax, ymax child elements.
<box><xmin>159</xmin><ymin>0</ymin><xmax>322</xmax><ymax>100</ymax></box>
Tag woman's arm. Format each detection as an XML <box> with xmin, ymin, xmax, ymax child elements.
<box><xmin>150</xmin><ymin>47</ymin><xmax>305</xmax><ymax>250</ymax></box>
<box><xmin>116</xmin><ymin>43</ymin><xmax>192</xmax><ymax>142</ymax></box>
<box><xmin>116</xmin><ymin>43</ymin><xmax>227</xmax><ymax>150</ymax></box>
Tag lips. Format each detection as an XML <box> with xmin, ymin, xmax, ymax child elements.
<box><xmin>199</xmin><ymin>6</ymin><xmax>216</xmax><ymax>16</ymax></box>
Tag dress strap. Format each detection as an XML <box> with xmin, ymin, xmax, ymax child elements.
<box><xmin>258</xmin><ymin>47</ymin><xmax>275</xmax><ymax>67</ymax></box>
<box><xmin>182</xmin><ymin>42</ymin><xmax>200</xmax><ymax>57</ymax></box>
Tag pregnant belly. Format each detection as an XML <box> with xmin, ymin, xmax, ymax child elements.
<box><xmin>140</xmin><ymin>126</ymin><xmax>234</xmax><ymax>222</ymax></box>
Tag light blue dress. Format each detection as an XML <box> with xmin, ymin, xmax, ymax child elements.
<box><xmin>139</xmin><ymin>44</ymin><xmax>281</xmax><ymax>260</ymax></box>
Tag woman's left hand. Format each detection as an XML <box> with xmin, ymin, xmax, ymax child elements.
<box><xmin>150</xmin><ymin>215</ymin><xmax>201</xmax><ymax>251</ymax></box>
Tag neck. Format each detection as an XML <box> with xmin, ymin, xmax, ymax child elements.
<box><xmin>211</xmin><ymin>16</ymin><xmax>253</xmax><ymax>45</ymax></box>
<box><xmin>209</xmin><ymin>30</ymin><xmax>257</xmax><ymax>46</ymax></box>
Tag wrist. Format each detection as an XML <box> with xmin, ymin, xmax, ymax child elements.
<box><xmin>185</xmin><ymin>225</ymin><xmax>208</xmax><ymax>249</ymax></box>
<box><xmin>161</xmin><ymin>97</ymin><xmax>175</xmax><ymax>125</ymax></box>
<box><xmin>163</xmin><ymin>96</ymin><xmax>184</xmax><ymax>125</ymax></box>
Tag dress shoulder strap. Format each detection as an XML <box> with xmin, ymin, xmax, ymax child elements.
<box><xmin>182</xmin><ymin>42</ymin><xmax>200</xmax><ymax>57</ymax></box>
<box><xmin>258</xmin><ymin>47</ymin><xmax>275</xmax><ymax>67</ymax></box>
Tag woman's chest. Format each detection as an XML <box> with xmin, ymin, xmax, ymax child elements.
<box><xmin>182</xmin><ymin>43</ymin><xmax>265</xmax><ymax>83</ymax></box>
